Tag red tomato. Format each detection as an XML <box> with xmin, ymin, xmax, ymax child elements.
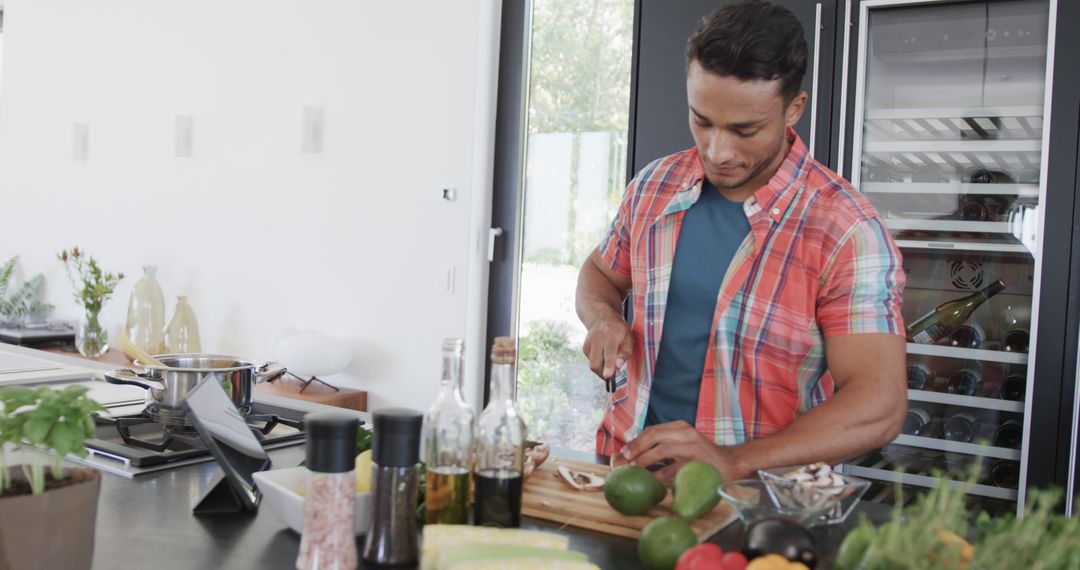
<box><xmin>719</xmin><ymin>551</ymin><xmax>749</xmax><ymax>570</ymax></box>
<box><xmin>675</xmin><ymin>543</ymin><xmax>725</xmax><ymax>570</ymax></box>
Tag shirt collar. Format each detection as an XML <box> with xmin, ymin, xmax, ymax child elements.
<box><xmin>680</xmin><ymin>127</ymin><xmax>811</xmax><ymax>223</ymax></box>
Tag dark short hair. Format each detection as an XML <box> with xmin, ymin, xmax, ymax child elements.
<box><xmin>687</xmin><ymin>1</ymin><xmax>808</xmax><ymax>103</ymax></box>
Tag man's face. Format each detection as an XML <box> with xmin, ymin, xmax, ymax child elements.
<box><xmin>686</xmin><ymin>59</ymin><xmax>806</xmax><ymax>194</ymax></box>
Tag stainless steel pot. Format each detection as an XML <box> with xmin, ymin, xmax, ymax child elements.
<box><xmin>104</xmin><ymin>354</ymin><xmax>287</xmax><ymax>425</ymax></box>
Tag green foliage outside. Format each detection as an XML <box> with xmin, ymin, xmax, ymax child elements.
<box><xmin>518</xmin><ymin>320</ymin><xmax>605</xmax><ymax>451</ymax></box>
<box><xmin>524</xmin><ymin>0</ymin><xmax>633</xmax><ymax>268</ymax></box>
<box><xmin>0</xmin><ymin>385</ymin><xmax>104</xmax><ymax>495</ymax></box>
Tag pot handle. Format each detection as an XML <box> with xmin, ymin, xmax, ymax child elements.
<box><xmin>104</xmin><ymin>368</ymin><xmax>166</xmax><ymax>391</ymax></box>
<box><xmin>255</xmin><ymin>361</ymin><xmax>287</xmax><ymax>384</ymax></box>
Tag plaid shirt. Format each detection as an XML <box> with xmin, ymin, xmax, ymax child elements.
<box><xmin>596</xmin><ymin>130</ymin><xmax>905</xmax><ymax>455</ymax></box>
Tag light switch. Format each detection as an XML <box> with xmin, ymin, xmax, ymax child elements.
<box><xmin>174</xmin><ymin>115</ymin><xmax>194</xmax><ymax>158</ymax></box>
<box><xmin>72</xmin><ymin>122</ymin><xmax>89</xmax><ymax>161</ymax></box>
<box><xmin>301</xmin><ymin>105</ymin><xmax>324</xmax><ymax>154</ymax></box>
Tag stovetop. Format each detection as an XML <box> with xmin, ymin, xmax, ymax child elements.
<box><xmin>74</xmin><ymin>400</ymin><xmax>309</xmax><ymax>478</ymax></box>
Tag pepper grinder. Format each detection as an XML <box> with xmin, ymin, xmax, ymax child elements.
<box><xmin>296</xmin><ymin>412</ymin><xmax>359</xmax><ymax>570</ymax></box>
<box><xmin>363</xmin><ymin>408</ymin><xmax>423</xmax><ymax>566</ymax></box>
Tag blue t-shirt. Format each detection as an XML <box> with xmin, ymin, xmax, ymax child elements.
<box><xmin>645</xmin><ymin>181</ymin><xmax>751</xmax><ymax>426</ymax></box>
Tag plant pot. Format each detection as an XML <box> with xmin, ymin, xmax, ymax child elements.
<box><xmin>0</xmin><ymin>467</ymin><xmax>101</xmax><ymax>570</ymax></box>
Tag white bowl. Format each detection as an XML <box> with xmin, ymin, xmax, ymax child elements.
<box><xmin>254</xmin><ymin>466</ymin><xmax>371</xmax><ymax>535</ymax></box>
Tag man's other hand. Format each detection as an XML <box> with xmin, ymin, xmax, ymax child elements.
<box><xmin>620</xmin><ymin>420</ymin><xmax>737</xmax><ymax>485</ymax></box>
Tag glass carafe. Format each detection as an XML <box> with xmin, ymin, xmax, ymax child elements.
<box><xmin>125</xmin><ymin>266</ymin><xmax>165</xmax><ymax>356</ymax></box>
<box><xmin>163</xmin><ymin>295</ymin><xmax>201</xmax><ymax>353</ymax></box>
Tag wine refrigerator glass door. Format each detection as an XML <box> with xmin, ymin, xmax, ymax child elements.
<box><xmin>843</xmin><ymin>0</ymin><xmax>1053</xmax><ymax>516</ymax></box>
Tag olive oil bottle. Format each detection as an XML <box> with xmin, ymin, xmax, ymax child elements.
<box><xmin>422</xmin><ymin>339</ymin><xmax>475</xmax><ymax>524</ymax></box>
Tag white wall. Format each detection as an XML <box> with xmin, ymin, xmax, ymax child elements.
<box><xmin>0</xmin><ymin>0</ymin><xmax>501</xmax><ymax>412</ymax></box>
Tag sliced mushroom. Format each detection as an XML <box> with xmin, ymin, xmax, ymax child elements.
<box><xmin>556</xmin><ymin>465</ymin><xmax>605</xmax><ymax>491</ymax></box>
<box><xmin>526</xmin><ymin>442</ymin><xmax>550</xmax><ymax>467</ymax></box>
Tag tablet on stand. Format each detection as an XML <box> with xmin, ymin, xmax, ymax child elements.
<box><xmin>185</xmin><ymin>375</ymin><xmax>273</xmax><ymax>514</ymax></box>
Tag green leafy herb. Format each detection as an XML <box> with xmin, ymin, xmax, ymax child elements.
<box><xmin>0</xmin><ymin>256</ymin><xmax>54</xmax><ymax>322</ymax></box>
<box><xmin>356</xmin><ymin>424</ymin><xmax>373</xmax><ymax>454</ymax></box>
<box><xmin>0</xmin><ymin>384</ymin><xmax>106</xmax><ymax>495</ymax></box>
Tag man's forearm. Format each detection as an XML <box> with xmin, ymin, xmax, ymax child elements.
<box><xmin>576</xmin><ymin>255</ymin><xmax>628</xmax><ymax>328</ymax></box>
<box><xmin>720</xmin><ymin>378</ymin><xmax>904</xmax><ymax>479</ymax></box>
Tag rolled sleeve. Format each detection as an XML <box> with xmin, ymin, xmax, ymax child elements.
<box><xmin>817</xmin><ymin>217</ymin><xmax>906</xmax><ymax>337</ymax></box>
<box><xmin>597</xmin><ymin>185</ymin><xmax>635</xmax><ymax>279</ymax></box>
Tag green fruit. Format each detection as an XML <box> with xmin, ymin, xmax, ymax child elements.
<box><xmin>605</xmin><ymin>465</ymin><xmax>667</xmax><ymax>516</ymax></box>
<box><xmin>638</xmin><ymin>516</ymin><xmax>698</xmax><ymax>570</ymax></box>
<box><xmin>672</xmin><ymin>461</ymin><xmax>724</xmax><ymax>521</ymax></box>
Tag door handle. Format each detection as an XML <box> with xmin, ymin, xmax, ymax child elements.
<box><xmin>487</xmin><ymin>227</ymin><xmax>504</xmax><ymax>262</ymax></box>
<box><xmin>838</xmin><ymin>0</ymin><xmax>853</xmax><ymax>177</ymax></box>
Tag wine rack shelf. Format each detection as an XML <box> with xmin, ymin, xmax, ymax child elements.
<box><xmin>883</xmin><ymin>219</ymin><xmax>1011</xmax><ymax>233</ymax></box>
<box><xmin>905</xmin><ymin>343</ymin><xmax>1028</xmax><ymax>365</ymax></box>
<box><xmin>844</xmin><ymin>464</ymin><xmax>1018</xmax><ymax>502</ymax></box>
<box><xmin>907</xmin><ymin>389</ymin><xmax>1025</xmax><ymax>414</ymax></box>
<box><xmin>864</xmin><ymin>140</ymin><xmax>1042</xmax><ymax>154</ymax></box>
<box><xmin>865</xmin><ymin>105</ymin><xmax>1042</xmax><ymax>121</ymax></box>
<box><xmin>893</xmin><ymin>434</ymin><xmax>1020</xmax><ymax>461</ymax></box>
<box><xmin>893</xmin><ymin>240</ymin><xmax>1032</xmax><ymax>254</ymax></box>
<box><xmin>861</xmin><ymin>182</ymin><xmax>1039</xmax><ymax>197</ymax></box>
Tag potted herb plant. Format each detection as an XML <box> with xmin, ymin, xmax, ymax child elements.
<box><xmin>0</xmin><ymin>384</ymin><xmax>105</xmax><ymax>570</ymax></box>
<box><xmin>58</xmin><ymin>247</ymin><xmax>124</xmax><ymax>358</ymax></box>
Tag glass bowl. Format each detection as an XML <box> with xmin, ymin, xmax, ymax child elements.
<box><xmin>758</xmin><ymin>466</ymin><xmax>870</xmax><ymax>526</ymax></box>
<box><xmin>717</xmin><ymin>479</ymin><xmax>835</xmax><ymax>525</ymax></box>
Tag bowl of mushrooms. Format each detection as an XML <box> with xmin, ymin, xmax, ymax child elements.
<box><xmin>757</xmin><ymin>463</ymin><xmax>870</xmax><ymax>526</ymax></box>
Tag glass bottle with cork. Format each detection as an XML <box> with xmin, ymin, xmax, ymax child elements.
<box><xmin>474</xmin><ymin>336</ymin><xmax>527</xmax><ymax>528</ymax></box>
<box><xmin>422</xmin><ymin>338</ymin><xmax>475</xmax><ymax>525</ymax></box>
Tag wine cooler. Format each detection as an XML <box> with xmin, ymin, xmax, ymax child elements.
<box><xmin>837</xmin><ymin>0</ymin><xmax>1059</xmax><ymax>515</ymax></box>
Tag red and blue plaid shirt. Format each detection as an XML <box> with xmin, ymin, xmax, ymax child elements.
<box><xmin>596</xmin><ymin>130</ymin><xmax>905</xmax><ymax>454</ymax></box>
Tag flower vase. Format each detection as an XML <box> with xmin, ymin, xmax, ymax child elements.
<box><xmin>76</xmin><ymin>308</ymin><xmax>108</xmax><ymax>358</ymax></box>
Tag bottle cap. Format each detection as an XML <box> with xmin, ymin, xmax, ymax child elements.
<box><xmin>305</xmin><ymin>412</ymin><xmax>360</xmax><ymax>473</ymax></box>
<box><xmin>372</xmin><ymin>408</ymin><xmax>423</xmax><ymax>467</ymax></box>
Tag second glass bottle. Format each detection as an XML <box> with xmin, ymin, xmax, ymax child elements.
<box><xmin>474</xmin><ymin>336</ymin><xmax>527</xmax><ymax>528</ymax></box>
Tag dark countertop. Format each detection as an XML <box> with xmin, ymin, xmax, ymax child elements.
<box><xmin>89</xmin><ymin>441</ymin><xmax>891</xmax><ymax>569</ymax></box>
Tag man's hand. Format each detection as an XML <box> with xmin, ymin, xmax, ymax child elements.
<box><xmin>620</xmin><ymin>420</ymin><xmax>739</xmax><ymax>485</ymax></box>
<box><xmin>583</xmin><ymin>313</ymin><xmax>633</xmax><ymax>379</ymax></box>
<box><xmin>577</xmin><ymin>249</ymin><xmax>633</xmax><ymax>380</ymax></box>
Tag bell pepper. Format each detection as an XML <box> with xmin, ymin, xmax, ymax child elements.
<box><xmin>745</xmin><ymin>554</ymin><xmax>810</xmax><ymax>570</ymax></box>
<box><xmin>675</xmin><ymin>543</ymin><xmax>749</xmax><ymax>570</ymax></box>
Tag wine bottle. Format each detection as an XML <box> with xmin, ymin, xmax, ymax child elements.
<box><xmin>955</xmin><ymin>196</ymin><xmax>989</xmax><ymax>221</ymax></box>
<box><xmin>990</xmin><ymin>460</ymin><xmax>1020</xmax><ymax>488</ymax></box>
<box><xmin>474</xmin><ymin>337</ymin><xmax>526</xmax><ymax>528</ymax></box>
<box><xmin>907</xmin><ymin>364</ymin><xmax>935</xmax><ymax>390</ymax></box>
<box><xmin>907</xmin><ymin>279</ymin><xmax>1006</xmax><ymax>345</ymax></box>
<box><xmin>994</xmin><ymin>418</ymin><xmax>1023</xmax><ymax>449</ymax></box>
<box><xmin>902</xmin><ymin>406</ymin><xmax>932</xmax><ymax>437</ymax></box>
<box><xmin>949</xmin><ymin>324</ymin><xmax>984</xmax><ymax>349</ymax></box>
<box><xmin>1003</xmin><ymin>329</ymin><xmax>1030</xmax><ymax>353</ymax></box>
<box><xmin>999</xmin><ymin>371</ymin><xmax>1026</xmax><ymax>402</ymax></box>
<box><xmin>943</xmin><ymin>411</ymin><xmax>979</xmax><ymax>443</ymax></box>
<box><xmin>912</xmin><ymin>165</ymin><xmax>949</xmax><ymax>183</ymax></box>
<box><xmin>1016</xmin><ymin>168</ymin><xmax>1040</xmax><ymax>185</ymax></box>
<box><xmin>946</xmin><ymin>369</ymin><xmax>983</xmax><ymax>396</ymax></box>
<box><xmin>422</xmin><ymin>338</ymin><xmax>475</xmax><ymax>525</ymax></box>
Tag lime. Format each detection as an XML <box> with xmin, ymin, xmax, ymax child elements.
<box><xmin>605</xmin><ymin>465</ymin><xmax>666</xmax><ymax>516</ymax></box>
<box><xmin>672</xmin><ymin>461</ymin><xmax>723</xmax><ymax>521</ymax></box>
<box><xmin>638</xmin><ymin>516</ymin><xmax>698</xmax><ymax>570</ymax></box>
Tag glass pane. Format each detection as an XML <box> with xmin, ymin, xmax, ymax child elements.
<box><xmin>516</xmin><ymin>0</ymin><xmax>634</xmax><ymax>452</ymax></box>
<box><xmin>852</xmin><ymin>0</ymin><xmax>1050</xmax><ymax>512</ymax></box>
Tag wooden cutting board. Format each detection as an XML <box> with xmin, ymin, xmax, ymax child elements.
<box><xmin>522</xmin><ymin>457</ymin><xmax>738</xmax><ymax>540</ymax></box>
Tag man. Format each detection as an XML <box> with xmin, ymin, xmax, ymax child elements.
<box><xmin>575</xmin><ymin>0</ymin><xmax>906</xmax><ymax>484</ymax></box>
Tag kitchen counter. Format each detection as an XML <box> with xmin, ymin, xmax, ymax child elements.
<box><xmin>1</xmin><ymin>345</ymin><xmax>892</xmax><ymax>569</ymax></box>
<box><xmin>87</xmin><ymin>439</ymin><xmax>891</xmax><ymax>569</ymax></box>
